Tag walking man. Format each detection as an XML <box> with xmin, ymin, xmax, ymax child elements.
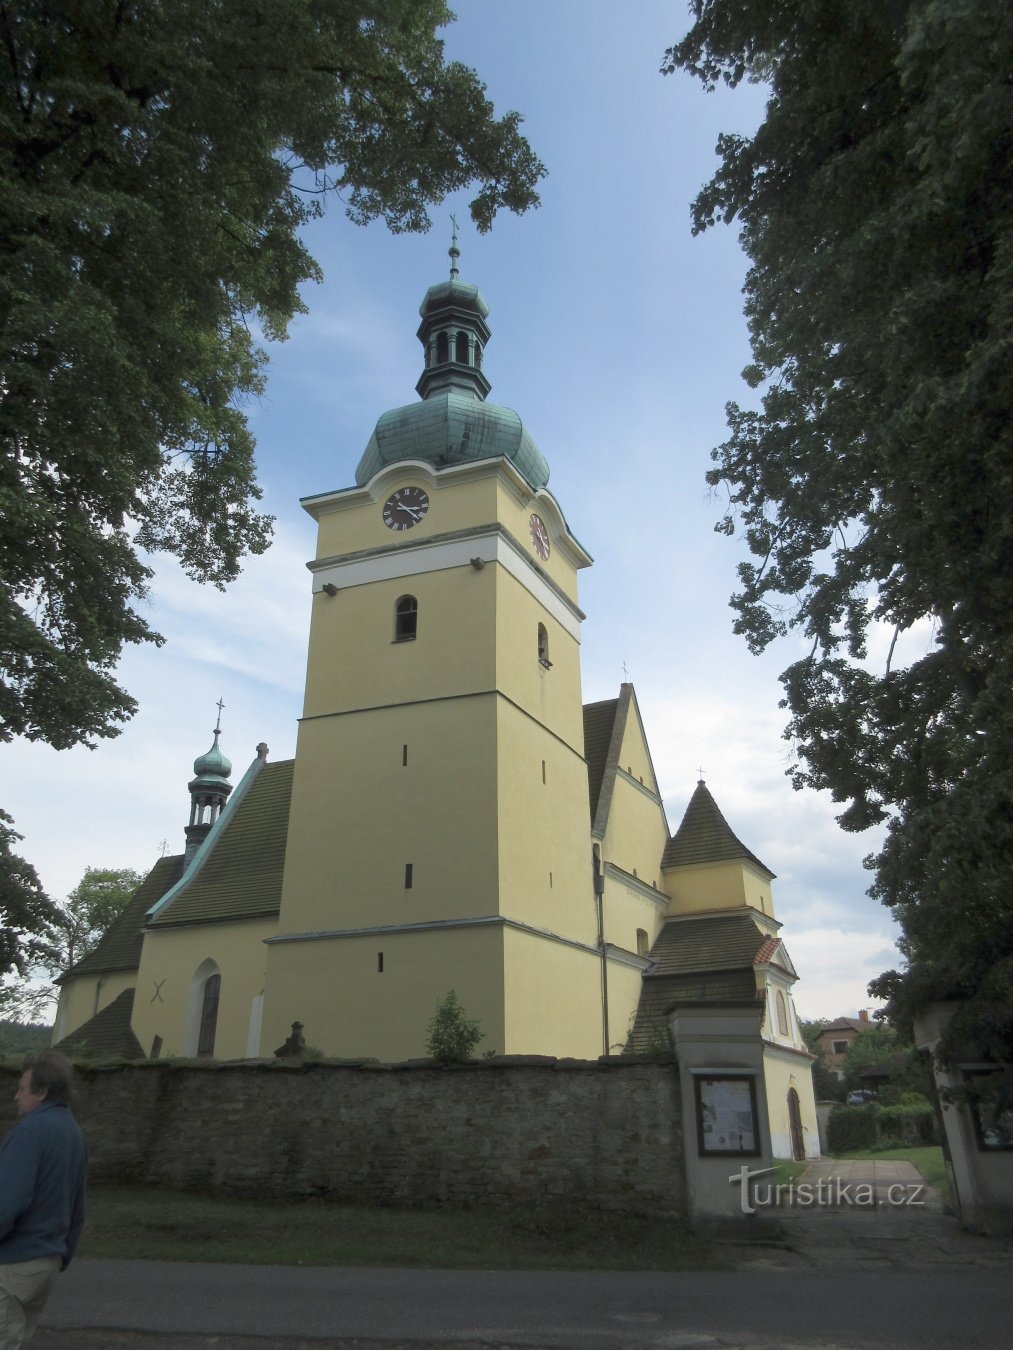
<box><xmin>0</xmin><ymin>1052</ymin><xmax>87</xmax><ymax>1348</ymax></box>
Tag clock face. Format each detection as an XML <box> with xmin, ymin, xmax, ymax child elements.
<box><xmin>382</xmin><ymin>485</ymin><xmax>430</xmax><ymax>531</ymax></box>
<box><xmin>529</xmin><ymin>513</ymin><xmax>551</xmax><ymax>561</ymax></box>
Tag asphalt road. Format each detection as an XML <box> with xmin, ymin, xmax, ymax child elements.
<box><xmin>37</xmin><ymin>1258</ymin><xmax>1013</xmax><ymax>1350</ymax></box>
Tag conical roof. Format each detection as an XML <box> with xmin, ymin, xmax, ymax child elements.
<box><xmin>662</xmin><ymin>781</ymin><xmax>774</xmax><ymax>877</ymax></box>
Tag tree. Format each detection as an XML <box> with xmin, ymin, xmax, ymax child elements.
<box><xmin>0</xmin><ymin>810</ymin><xmax>58</xmax><ymax>977</ymax></box>
<box><xmin>51</xmin><ymin>866</ymin><xmax>145</xmax><ymax>972</ymax></box>
<box><xmin>0</xmin><ymin>864</ymin><xmax>143</xmax><ymax>1022</ymax></box>
<box><xmin>841</xmin><ymin>1026</ymin><xmax>898</xmax><ymax>1092</ymax></box>
<box><xmin>0</xmin><ymin>1</ymin><xmax>545</xmax><ymax>969</ymax></box>
<box><xmin>798</xmin><ymin>1018</ymin><xmax>844</xmax><ymax>1101</ymax></box>
<box><xmin>425</xmin><ymin>990</ymin><xmax>483</xmax><ymax>1063</ymax></box>
<box><xmin>665</xmin><ymin>2</ymin><xmax>1013</xmax><ymax>1074</ymax></box>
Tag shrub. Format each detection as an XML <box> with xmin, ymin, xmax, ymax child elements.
<box><xmin>827</xmin><ymin>1104</ymin><xmax>879</xmax><ymax>1152</ymax></box>
<box><xmin>425</xmin><ymin>991</ymin><xmax>483</xmax><ymax>1064</ymax></box>
<box><xmin>827</xmin><ymin>1101</ymin><xmax>939</xmax><ymax>1152</ymax></box>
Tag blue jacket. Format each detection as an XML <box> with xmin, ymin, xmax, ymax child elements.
<box><xmin>0</xmin><ymin>1100</ymin><xmax>88</xmax><ymax>1268</ymax></box>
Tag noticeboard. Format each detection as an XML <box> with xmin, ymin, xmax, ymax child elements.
<box><xmin>694</xmin><ymin>1075</ymin><xmax>760</xmax><ymax>1157</ymax></box>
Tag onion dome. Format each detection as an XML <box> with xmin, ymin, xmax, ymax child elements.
<box><xmin>190</xmin><ymin>728</ymin><xmax>232</xmax><ymax>791</ymax></box>
<box><xmin>184</xmin><ymin>704</ymin><xmax>233</xmax><ymax>865</ymax></box>
<box><xmin>354</xmin><ymin>224</ymin><xmax>550</xmax><ymax>491</ymax></box>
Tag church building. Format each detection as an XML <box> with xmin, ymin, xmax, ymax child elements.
<box><xmin>52</xmin><ymin>244</ymin><xmax>819</xmax><ymax>1160</ymax></box>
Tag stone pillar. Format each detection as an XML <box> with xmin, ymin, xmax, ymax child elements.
<box><xmin>668</xmin><ymin>1003</ymin><xmax>773</xmax><ymax>1231</ymax></box>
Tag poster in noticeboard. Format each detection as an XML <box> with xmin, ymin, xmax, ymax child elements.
<box><xmin>695</xmin><ymin>1075</ymin><xmax>760</xmax><ymax>1156</ymax></box>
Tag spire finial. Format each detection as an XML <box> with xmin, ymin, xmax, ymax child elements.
<box><xmin>449</xmin><ymin>213</ymin><xmax>460</xmax><ymax>281</ymax></box>
<box><xmin>214</xmin><ymin>696</ymin><xmax>225</xmax><ymax>737</ymax></box>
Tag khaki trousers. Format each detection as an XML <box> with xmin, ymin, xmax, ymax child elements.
<box><xmin>0</xmin><ymin>1257</ymin><xmax>60</xmax><ymax>1350</ymax></box>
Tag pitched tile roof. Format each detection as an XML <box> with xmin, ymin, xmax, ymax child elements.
<box><xmin>150</xmin><ymin>759</ymin><xmax>293</xmax><ymax>927</ymax></box>
<box><xmin>647</xmin><ymin>912</ymin><xmax>770</xmax><ymax>975</ymax></box>
<box><xmin>52</xmin><ymin>988</ymin><xmax>145</xmax><ymax>1060</ymax></box>
<box><xmin>59</xmin><ymin>855</ymin><xmax>184</xmax><ymax>980</ymax></box>
<box><xmin>625</xmin><ymin>913</ymin><xmax>767</xmax><ymax>1052</ymax></box>
<box><xmin>582</xmin><ymin>692</ymin><xmax>622</xmax><ymax>828</ymax></box>
<box><xmin>820</xmin><ymin>1016</ymin><xmax>870</xmax><ymax>1034</ymax></box>
<box><xmin>662</xmin><ymin>780</ymin><xmax>774</xmax><ymax>877</ymax></box>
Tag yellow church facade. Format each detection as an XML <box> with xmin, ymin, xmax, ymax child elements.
<box><xmin>53</xmin><ymin>253</ymin><xmax>819</xmax><ymax>1159</ymax></box>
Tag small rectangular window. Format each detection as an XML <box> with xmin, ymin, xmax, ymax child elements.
<box><xmin>402</xmin><ymin>744</ymin><xmax>408</xmax><ymax>766</ymax></box>
<box><xmin>150</xmin><ymin>1035</ymin><xmax>163</xmax><ymax>1059</ymax></box>
<box><xmin>378</xmin><ymin>952</ymin><xmax>384</xmax><ymax>973</ymax></box>
<box><xmin>404</xmin><ymin>863</ymin><xmax>413</xmax><ymax>889</ymax></box>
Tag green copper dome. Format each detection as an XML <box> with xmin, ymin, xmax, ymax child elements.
<box><xmin>354</xmin><ymin>235</ymin><xmax>550</xmax><ymax>490</ymax></box>
<box><xmin>356</xmin><ymin>390</ymin><xmax>549</xmax><ymax>489</ymax></box>
<box><xmin>190</xmin><ymin>728</ymin><xmax>232</xmax><ymax>790</ymax></box>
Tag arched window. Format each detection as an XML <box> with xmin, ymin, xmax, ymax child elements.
<box><xmin>455</xmin><ymin>331</ymin><xmax>468</xmax><ymax>363</ymax></box>
<box><xmin>636</xmin><ymin>928</ymin><xmax>649</xmax><ymax>957</ymax></box>
<box><xmin>537</xmin><ymin>623</ymin><xmax>551</xmax><ymax>666</ymax></box>
<box><xmin>776</xmin><ymin>989</ymin><xmax>789</xmax><ymax>1036</ymax></box>
<box><xmin>436</xmin><ymin>332</ymin><xmax>449</xmax><ymax>364</ymax></box>
<box><xmin>198</xmin><ymin>972</ymin><xmax>221</xmax><ymax>1058</ymax></box>
<box><xmin>394</xmin><ymin>595</ymin><xmax>418</xmax><ymax>641</ymax></box>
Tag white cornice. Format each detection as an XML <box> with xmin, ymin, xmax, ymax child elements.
<box><xmin>311</xmin><ymin>523</ymin><xmax>585</xmax><ymax>640</ymax></box>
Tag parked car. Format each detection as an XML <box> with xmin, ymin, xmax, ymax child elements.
<box><xmin>846</xmin><ymin>1089</ymin><xmax>876</xmax><ymax>1105</ymax></box>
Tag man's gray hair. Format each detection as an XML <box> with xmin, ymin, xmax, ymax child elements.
<box><xmin>24</xmin><ymin>1050</ymin><xmax>75</xmax><ymax>1104</ymax></box>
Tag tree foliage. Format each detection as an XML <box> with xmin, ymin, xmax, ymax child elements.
<box><xmin>425</xmin><ymin>990</ymin><xmax>483</xmax><ymax>1063</ymax></box>
<box><xmin>0</xmin><ymin>810</ymin><xmax>57</xmax><ymax>976</ymax></box>
<box><xmin>665</xmin><ymin>1</ymin><xmax>1013</xmax><ymax>1069</ymax></box>
<box><xmin>50</xmin><ymin>865</ymin><xmax>144</xmax><ymax>972</ymax></box>
<box><xmin>0</xmin><ymin>863</ymin><xmax>143</xmax><ymax>1021</ymax></box>
<box><xmin>0</xmin><ymin>0</ymin><xmax>544</xmax><ymax>970</ymax></box>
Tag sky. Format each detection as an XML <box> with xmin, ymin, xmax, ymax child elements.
<box><xmin>4</xmin><ymin>0</ymin><xmax>904</xmax><ymax>1022</ymax></box>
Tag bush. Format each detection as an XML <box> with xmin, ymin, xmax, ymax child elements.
<box><xmin>827</xmin><ymin>1101</ymin><xmax>939</xmax><ymax>1153</ymax></box>
<box><xmin>876</xmin><ymin>1104</ymin><xmax>938</xmax><ymax>1147</ymax></box>
<box><xmin>425</xmin><ymin>991</ymin><xmax>483</xmax><ymax>1064</ymax></box>
<box><xmin>827</xmin><ymin>1104</ymin><xmax>879</xmax><ymax>1152</ymax></box>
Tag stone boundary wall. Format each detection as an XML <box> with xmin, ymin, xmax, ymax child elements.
<box><xmin>0</xmin><ymin>1056</ymin><xmax>685</xmax><ymax>1216</ymax></box>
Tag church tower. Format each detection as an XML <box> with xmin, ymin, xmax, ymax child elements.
<box><xmin>260</xmin><ymin>239</ymin><xmax>601</xmax><ymax>1059</ymax></box>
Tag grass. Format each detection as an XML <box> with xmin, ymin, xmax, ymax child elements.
<box><xmin>771</xmin><ymin>1159</ymin><xmax>808</xmax><ymax>1188</ymax></box>
<box><xmin>79</xmin><ymin>1185</ymin><xmax>721</xmax><ymax>1271</ymax></box>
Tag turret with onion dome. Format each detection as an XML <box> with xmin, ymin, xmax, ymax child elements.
<box><xmin>184</xmin><ymin>701</ymin><xmax>233</xmax><ymax>864</ymax></box>
<box><xmin>354</xmin><ymin>221</ymin><xmax>550</xmax><ymax>491</ymax></box>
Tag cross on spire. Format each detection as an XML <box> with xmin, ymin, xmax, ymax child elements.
<box><xmin>449</xmin><ymin>214</ymin><xmax>460</xmax><ymax>280</ymax></box>
<box><xmin>214</xmin><ymin>697</ymin><xmax>225</xmax><ymax>734</ymax></box>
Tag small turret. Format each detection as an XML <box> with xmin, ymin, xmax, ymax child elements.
<box><xmin>184</xmin><ymin>700</ymin><xmax>233</xmax><ymax>864</ymax></box>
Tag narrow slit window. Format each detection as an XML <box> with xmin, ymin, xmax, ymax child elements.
<box><xmin>537</xmin><ymin>623</ymin><xmax>550</xmax><ymax>666</ymax></box>
<box><xmin>404</xmin><ymin>863</ymin><xmax>413</xmax><ymax>889</ymax></box>
<box><xmin>542</xmin><ymin>759</ymin><xmax>546</xmax><ymax>784</ymax></box>
<box><xmin>378</xmin><ymin>952</ymin><xmax>384</xmax><ymax>973</ymax></box>
<box><xmin>402</xmin><ymin>744</ymin><xmax>408</xmax><ymax>766</ymax></box>
<box><xmin>394</xmin><ymin>595</ymin><xmax>418</xmax><ymax>641</ymax></box>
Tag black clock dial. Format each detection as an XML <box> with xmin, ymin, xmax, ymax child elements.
<box><xmin>382</xmin><ymin>486</ymin><xmax>430</xmax><ymax>531</ymax></box>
